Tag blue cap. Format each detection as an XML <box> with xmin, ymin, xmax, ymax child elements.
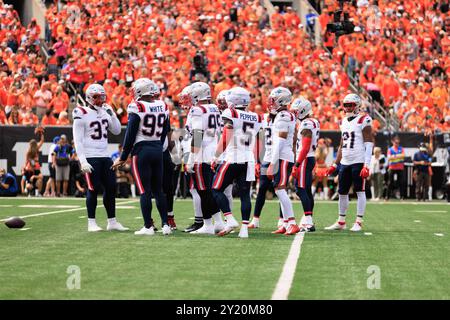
<box><xmin>53</xmin><ymin>136</ymin><xmax>60</xmax><ymax>144</ymax></box>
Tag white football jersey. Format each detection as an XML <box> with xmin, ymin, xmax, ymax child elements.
<box><xmin>262</xmin><ymin>114</ymin><xmax>275</xmax><ymax>163</ymax></box>
<box><xmin>72</xmin><ymin>105</ymin><xmax>120</xmax><ymax>159</ymax></box>
<box><xmin>127</xmin><ymin>100</ymin><xmax>169</xmax><ymax>145</ymax></box>
<box><xmin>296</xmin><ymin>117</ymin><xmax>320</xmax><ymax>159</ymax></box>
<box><xmin>272</xmin><ymin>110</ymin><xmax>296</xmax><ymax>163</ymax></box>
<box><xmin>189</xmin><ymin>104</ymin><xmax>221</xmax><ymax>163</ymax></box>
<box><xmin>340</xmin><ymin>114</ymin><xmax>372</xmax><ymax>165</ymax></box>
<box><xmin>221</xmin><ymin>108</ymin><xmax>263</xmax><ymax>163</ymax></box>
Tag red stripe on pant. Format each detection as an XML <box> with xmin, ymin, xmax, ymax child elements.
<box><xmin>213</xmin><ymin>162</ymin><xmax>230</xmax><ymax>189</ymax></box>
<box><xmin>195</xmin><ymin>164</ymin><xmax>206</xmax><ymax>191</ymax></box>
<box><xmin>299</xmin><ymin>160</ymin><xmax>306</xmax><ymax>188</ymax></box>
<box><xmin>132</xmin><ymin>156</ymin><xmax>145</xmax><ymax>194</ymax></box>
<box><xmin>278</xmin><ymin>160</ymin><xmax>288</xmax><ymax>187</ymax></box>
<box><xmin>85</xmin><ymin>173</ymin><xmax>94</xmax><ymax>191</ymax></box>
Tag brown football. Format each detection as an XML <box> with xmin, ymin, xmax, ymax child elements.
<box><xmin>4</xmin><ymin>217</ymin><xmax>26</xmax><ymax>229</ymax></box>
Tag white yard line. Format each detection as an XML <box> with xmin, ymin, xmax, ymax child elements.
<box><xmin>0</xmin><ymin>199</ymin><xmax>139</xmax><ymax>221</ymax></box>
<box><xmin>413</xmin><ymin>210</ymin><xmax>448</xmax><ymax>213</ymax></box>
<box><xmin>271</xmin><ymin>232</ymin><xmax>305</xmax><ymax>300</ymax></box>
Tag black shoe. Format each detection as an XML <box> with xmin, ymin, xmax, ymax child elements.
<box><xmin>300</xmin><ymin>224</ymin><xmax>316</xmax><ymax>233</ymax></box>
<box><xmin>150</xmin><ymin>218</ymin><xmax>158</xmax><ymax>232</ymax></box>
<box><xmin>184</xmin><ymin>222</ymin><xmax>203</xmax><ymax>233</ymax></box>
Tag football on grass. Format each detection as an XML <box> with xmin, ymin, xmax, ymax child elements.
<box><xmin>4</xmin><ymin>217</ymin><xmax>26</xmax><ymax>229</ymax></box>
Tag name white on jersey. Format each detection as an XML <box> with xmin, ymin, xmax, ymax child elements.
<box><xmin>340</xmin><ymin>114</ymin><xmax>372</xmax><ymax>165</ymax></box>
<box><xmin>72</xmin><ymin>106</ymin><xmax>113</xmax><ymax>158</ymax></box>
<box><xmin>272</xmin><ymin>110</ymin><xmax>296</xmax><ymax>163</ymax></box>
<box><xmin>296</xmin><ymin>118</ymin><xmax>320</xmax><ymax>159</ymax></box>
<box><xmin>127</xmin><ymin>100</ymin><xmax>169</xmax><ymax>146</ymax></box>
<box><xmin>190</xmin><ymin>104</ymin><xmax>221</xmax><ymax>163</ymax></box>
<box><xmin>221</xmin><ymin>108</ymin><xmax>262</xmax><ymax>163</ymax></box>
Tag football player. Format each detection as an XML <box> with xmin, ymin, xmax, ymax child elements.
<box><xmin>72</xmin><ymin>84</ymin><xmax>128</xmax><ymax>232</ymax></box>
<box><xmin>291</xmin><ymin>96</ymin><xmax>320</xmax><ymax>232</ymax></box>
<box><xmin>111</xmin><ymin>78</ymin><xmax>171</xmax><ymax>236</ymax></box>
<box><xmin>211</xmin><ymin>87</ymin><xmax>263</xmax><ymax>238</ymax></box>
<box><xmin>163</xmin><ymin>130</ymin><xmax>177</xmax><ymax>230</ymax></box>
<box><xmin>265</xmin><ymin>87</ymin><xmax>299</xmax><ymax>235</ymax></box>
<box><xmin>185</xmin><ymin>82</ymin><xmax>225</xmax><ymax>235</ymax></box>
<box><xmin>178</xmin><ymin>85</ymin><xmax>205</xmax><ymax>233</ymax></box>
<box><xmin>325</xmin><ymin>93</ymin><xmax>373</xmax><ymax>232</ymax></box>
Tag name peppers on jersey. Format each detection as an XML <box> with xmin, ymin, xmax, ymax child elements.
<box><xmin>296</xmin><ymin>117</ymin><xmax>320</xmax><ymax>159</ymax></box>
<box><xmin>189</xmin><ymin>104</ymin><xmax>222</xmax><ymax>163</ymax></box>
<box><xmin>221</xmin><ymin>108</ymin><xmax>262</xmax><ymax>164</ymax></box>
<box><xmin>340</xmin><ymin>114</ymin><xmax>373</xmax><ymax>165</ymax></box>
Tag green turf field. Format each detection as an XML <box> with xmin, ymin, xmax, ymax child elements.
<box><xmin>0</xmin><ymin>197</ymin><xmax>448</xmax><ymax>299</ymax></box>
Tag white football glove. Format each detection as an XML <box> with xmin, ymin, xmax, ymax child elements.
<box><xmin>102</xmin><ymin>104</ymin><xmax>116</xmax><ymax>118</ymax></box>
<box><xmin>80</xmin><ymin>162</ymin><xmax>94</xmax><ymax>174</ymax></box>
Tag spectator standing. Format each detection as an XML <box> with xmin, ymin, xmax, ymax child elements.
<box><xmin>52</xmin><ymin>37</ymin><xmax>67</xmax><ymax>67</ymax></box>
<box><xmin>413</xmin><ymin>143</ymin><xmax>432</xmax><ymax>201</ymax></box>
<box><xmin>52</xmin><ymin>134</ymin><xmax>72</xmax><ymax>196</ymax></box>
<box><xmin>33</xmin><ymin>82</ymin><xmax>52</xmax><ymax>121</ymax></box>
<box><xmin>387</xmin><ymin>135</ymin><xmax>406</xmax><ymax>200</ymax></box>
<box><xmin>43</xmin><ymin>135</ymin><xmax>59</xmax><ymax>197</ymax></box>
<box><xmin>0</xmin><ymin>168</ymin><xmax>18</xmax><ymax>197</ymax></box>
<box><xmin>23</xmin><ymin>127</ymin><xmax>45</xmax><ymax>196</ymax></box>
<box><xmin>370</xmin><ymin>147</ymin><xmax>387</xmax><ymax>201</ymax></box>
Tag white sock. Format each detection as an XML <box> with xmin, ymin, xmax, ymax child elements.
<box><xmin>131</xmin><ymin>184</ymin><xmax>136</xmax><ymax>197</ymax></box>
<box><xmin>224</xmin><ymin>184</ymin><xmax>233</xmax><ymax>211</ymax></box>
<box><xmin>88</xmin><ymin>218</ymin><xmax>97</xmax><ymax>225</ymax></box>
<box><xmin>338</xmin><ymin>194</ymin><xmax>349</xmax><ymax>223</ymax></box>
<box><xmin>324</xmin><ymin>187</ymin><xmax>329</xmax><ymax>199</ymax></box>
<box><xmin>370</xmin><ymin>186</ymin><xmax>375</xmax><ymax>199</ymax></box>
<box><xmin>251</xmin><ymin>216</ymin><xmax>259</xmax><ymax>222</ymax></box>
<box><xmin>203</xmin><ymin>218</ymin><xmax>213</xmax><ymax>227</ymax></box>
<box><xmin>35</xmin><ymin>189</ymin><xmax>39</xmax><ymax>196</ymax></box>
<box><xmin>241</xmin><ymin>223</ymin><xmax>248</xmax><ymax>230</ymax></box>
<box><xmin>275</xmin><ymin>189</ymin><xmax>295</xmax><ymax>220</ymax></box>
<box><xmin>107</xmin><ymin>217</ymin><xmax>117</xmax><ymax>224</ymax></box>
<box><xmin>428</xmin><ymin>187</ymin><xmax>433</xmax><ymax>200</ymax></box>
<box><xmin>356</xmin><ymin>191</ymin><xmax>366</xmax><ymax>217</ymax></box>
<box><xmin>168</xmin><ymin>211</ymin><xmax>174</xmax><ymax>217</ymax></box>
<box><xmin>356</xmin><ymin>216</ymin><xmax>363</xmax><ymax>225</ymax></box>
<box><xmin>304</xmin><ymin>215</ymin><xmax>313</xmax><ymax>225</ymax></box>
<box><xmin>191</xmin><ymin>188</ymin><xmax>203</xmax><ymax>219</ymax></box>
<box><xmin>212</xmin><ymin>212</ymin><xmax>224</xmax><ymax>225</ymax></box>
<box><xmin>311</xmin><ymin>185</ymin><xmax>317</xmax><ymax>195</ymax></box>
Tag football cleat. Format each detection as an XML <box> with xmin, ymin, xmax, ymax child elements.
<box><xmin>106</xmin><ymin>221</ymin><xmax>129</xmax><ymax>231</ymax></box>
<box><xmin>225</xmin><ymin>215</ymin><xmax>240</xmax><ymax>229</ymax></box>
<box><xmin>217</xmin><ymin>226</ymin><xmax>234</xmax><ymax>237</ymax></box>
<box><xmin>284</xmin><ymin>224</ymin><xmax>301</xmax><ymax>235</ymax></box>
<box><xmin>300</xmin><ymin>224</ymin><xmax>316</xmax><ymax>233</ymax></box>
<box><xmin>184</xmin><ymin>222</ymin><xmax>203</xmax><ymax>233</ymax></box>
<box><xmin>324</xmin><ymin>221</ymin><xmax>346</xmax><ymax>230</ymax></box>
<box><xmin>168</xmin><ymin>216</ymin><xmax>177</xmax><ymax>230</ymax></box>
<box><xmin>88</xmin><ymin>223</ymin><xmax>103</xmax><ymax>232</ymax></box>
<box><xmin>214</xmin><ymin>223</ymin><xmax>225</xmax><ymax>234</ymax></box>
<box><xmin>134</xmin><ymin>226</ymin><xmax>155</xmax><ymax>236</ymax></box>
<box><xmin>277</xmin><ymin>218</ymin><xmax>284</xmax><ymax>228</ymax></box>
<box><xmin>238</xmin><ymin>227</ymin><xmax>248</xmax><ymax>238</ymax></box>
<box><xmin>350</xmin><ymin>222</ymin><xmax>362</xmax><ymax>232</ymax></box>
<box><xmin>272</xmin><ymin>226</ymin><xmax>287</xmax><ymax>234</ymax></box>
<box><xmin>248</xmin><ymin>217</ymin><xmax>260</xmax><ymax>229</ymax></box>
<box><xmin>162</xmin><ymin>224</ymin><xmax>172</xmax><ymax>235</ymax></box>
<box><xmin>191</xmin><ymin>225</ymin><xmax>215</xmax><ymax>235</ymax></box>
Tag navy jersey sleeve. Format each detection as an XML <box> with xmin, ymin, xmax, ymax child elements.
<box><xmin>160</xmin><ymin>115</ymin><xmax>171</xmax><ymax>145</ymax></box>
<box><xmin>120</xmin><ymin>113</ymin><xmax>141</xmax><ymax>161</ymax></box>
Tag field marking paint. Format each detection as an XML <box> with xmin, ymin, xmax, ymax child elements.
<box><xmin>19</xmin><ymin>228</ymin><xmax>31</xmax><ymax>231</ymax></box>
<box><xmin>78</xmin><ymin>216</ymin><xmax>86</xmax><ymax>219</ymax></box>
<box><xmin>19</xmin><ymin>205</ymin><xmax>80</xmax><ymax>209</ymax></box>
<box><xmin>414</xmin><ymin>210</ymin><xmax>447</xmax><ymax>213</ymax></box>
<box><xmin>0</xmin><ymin>205</ymin><xmax>13</xmax><ymax>207</ymax></box>
<box><xmin>434</xmin><ymin>233</ymin><xmax>444</xmax><ymax>237</ymax></box>
<box><xmin>271</xmin><ymin>232</ymin><xmax>305</xmax><ymax>300</ymax></box>
<box><xmin>115</xmin><ymin>206</ymin><xmax>137</xmax><ymax>209</ymax></box>
<box><xmin>0</xmin><ymin>199</ymin><xmax>139</xmax><ymax>222</ymax></box>
<box><xmin>364</xmin><ymin>232</ymin><xmax>373</xmax><ymax>236</ymax></box>
<box><xmin>414</xmin><ymin>220</ymin><xmax>421</xmax><ymax>223</ymax></box>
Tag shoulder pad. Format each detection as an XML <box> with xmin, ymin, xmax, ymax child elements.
<box><xmin>221</xmin><ymin>108</ymin><xmax>233</xmax><ymax>120</ymax></box>
<box><xmin>276</xmin><ymin>111</ymin><xmax>293</xmax><ymax>122</ymax></box>
<box><xmin>358</xmin><ymin>114</ymin><xmax>373</xmax><ymax>127</ymax></box>
<box><xmin>72</xmin><ymin>107</ymin><xmax>87</xmax><ymax>120</ymax></box>
<box><xmin>190</xmin><ymin>106</ymin><xmax>204</xmax><ymax>117</ymax></box>
<box><xmin>127</xmin><ymin>102</ymin><xmax>144</xmax><ymax>114</ymax></box>
<box><xmin>300</xmin><ymin>119</ymin><xmax>316</xmax><ymax>130</ymax></box>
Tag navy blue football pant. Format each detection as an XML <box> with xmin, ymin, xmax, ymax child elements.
<box><xmin>212</xmin><ymin>162</ymin><xmax>251</xmax><ymax>221</ymax></box>
<box><xmin>85</xmin><ymin>157</ymin><xmax>116</xmax><ymax>219</ymax></box>
<box><xmin>254</xmin><ymin>162</ymin><xmax>282</xmax><ymax>219</ymax></box>
<box><xmin>192</xmin><ymin>163</ymin><xmax>220</xmax><ymax>219</ymax></box>
<box><xmin>295</xmin><ymin>157</ymin><xmax>316</xmax><ymax>214</ymax></box>
<box><xmin>162</xmin><ymin>150</ymin><xmax>175</xmax><ymax>213</ymax></box>
<box><xmin>338</xmin><ymin>163</ymin><xmax>365</xmax><ymax>194</ymax></box>
<box><xmin>131</xmin><ymin>145</ymin><xmax>168</xmax><ymax>228</ymax></box>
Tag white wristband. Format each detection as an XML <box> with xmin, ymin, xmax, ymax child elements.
<box><xmin>364</xmin><ymin>142</ymin><xmax>374</xmax><ymax>167</ymax></box>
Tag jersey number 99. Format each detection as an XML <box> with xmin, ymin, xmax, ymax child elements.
<box><xmin>142</xmin><ymin>114</ymin><xmax>166</xmax><ymax>137</ymax></box>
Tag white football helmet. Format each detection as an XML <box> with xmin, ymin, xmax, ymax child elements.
<box><xmin>190</xmin><ymin>81</ymin><xmax>211</xmax><ymax>104</ymax></box>
<box><xmin>178</xmin><ymin>85</ymin><xmax>193</xmax><ymax>111</ymax></box>
<box><xmin>268</xmin><ymin>87</ymin><xmax>292</xmax><ymax>114</ymax></box>
<box><xmin>132</xmin><ymin>78</ymin><xmax>160</xmax><ymax>101</ymax></box>
<box><xmin>86</xmin><ymin>84</ymin><xmax>106</xmax><ymax>107</ymax></box>
<box><xmin>216</xmin><ymin>89</ymin><xmax>229</xmax><ymax>111</ymax></box>
<box><xmin>342</xmin><ymin>93</ymin><xmax>362</xmax><ymax>117</ymax></box>
<box><xmin>291</xmin><ymin>96</ymin><xmax>312</xmax><ymax>120</ymax></box>
<box><xmin>225</xmin><ymin>87</ymin><xmax>251</xmax><ymax>110</ymax></box>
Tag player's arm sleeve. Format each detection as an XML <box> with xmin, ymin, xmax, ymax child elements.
<box><xmin>72</xmin><ymin>109</ymin><xmax>87</xmax><ymax>164</ymax></box>
<box><xmin>107</xmin><ymin>109</ymin><xmax>122</xmax><ymax>135</ymax></box>
<box><xmin>120</xmin><ymin>113</ymin><xmax>141</xmax><ymax>161</ymax></box>
<box><xmin>362</xmin><ymin>116</ymin><xmax>374</xmax><ymax>166</ymax></box>
<box><xmin>160</xmin><ymin>114</ymin><xmax>171</xmax><ymax>145</ymax></box>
